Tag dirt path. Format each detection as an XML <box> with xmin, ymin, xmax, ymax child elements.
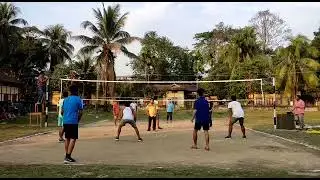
<box><xmin>0</xmin><ymin>119</ymin><xmax>320</xmax><ymax>172</ymax></box>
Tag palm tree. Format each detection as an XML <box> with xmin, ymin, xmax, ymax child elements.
<box><xmin>276</xmin><ymin>35</ymin><xmax>320</xmax><ymax>101</ymax></box>
<box><xmin>74</xmin><ymin>52</ymin><xmax>97</xmax><ymax>98</ymax></box>
<box><xmin>73</xmin><ymin>3</ymin><xmax>140</xmax><ymax>97</ymax></box>
<box><xmin>0</xmin><ymin>2</ymin><xmax>28</xmax><ymax>61</ymax></box>
<box><xmin>37</xmin><ymin>24</ymin><xmax>74</xmax><ymax>72</ymax></box>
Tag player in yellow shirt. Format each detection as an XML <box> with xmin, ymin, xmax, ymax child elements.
<box><xmin>146</xmin><ymin>98</ymin><xmax>157</xmax><ymax>131</ymax></box>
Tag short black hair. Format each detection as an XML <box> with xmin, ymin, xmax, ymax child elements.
<box><xmin>124</xmin><ymin>101</ymin><xmax>131</xmax><ymax>107</ymax></box>
<box><xmin>62</xmin><ymin>91</ymin><xmax>68</xmax><ymax>98</ymax></box>
<box><xmin>297</xmin><ymin>95</ymin><xmax>302</xmax><ymax>99</ymax></box>
<box><xmin>197</xmin><ymin>88</ymin><xmax>205</xmax><ymax>96</ymax></box>
<box><xmin>231</xmin><ymin>95</ymin><xmax>236</xmax><ymax>101</ymax></box>
<box><xmin>69</xmin><ymin>85</ymin><xmax>78</xmax><ymax>95</ymax></box>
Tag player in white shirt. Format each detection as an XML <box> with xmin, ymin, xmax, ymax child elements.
<box><xmin>115</xmin><ymin>101</ymin><xmax>143</xmax><ymax>142</ymax></box>
<box><xmin>225</xmin><ymin>95</ymin><xmax>246</xmax><ymax>138</ymax></box>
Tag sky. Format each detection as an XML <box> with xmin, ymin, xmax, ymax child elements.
<box><xmin>15</xmin><ymin>2</ymin><xmax>320</xmax><ymax>76</ymax></box>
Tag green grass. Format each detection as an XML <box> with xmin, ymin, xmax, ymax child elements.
<box><xmin>242</xmin><ymin>109</ymin><xmax>320</xmax><ymax>148</ymax></box>
<box><xmin>0</xmin><ymin>164</ymin><xmax>309</xmax><ymax>178</ymax></box>
<box><xmin>0</xmin><ymin>110</ymin><xmax>111</xmax><ymax>142</ymax></box>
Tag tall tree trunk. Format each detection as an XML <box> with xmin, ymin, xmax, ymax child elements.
<box><xmin>107</xmin><ymin>59</ymin><xmax>116</xmax><ymax>98</ymax></box>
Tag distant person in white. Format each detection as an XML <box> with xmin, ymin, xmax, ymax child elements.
<box><xmin>225</xmin><ymin>95</ymin><xmax>246</xmax><ymax>139</ymax></box>
<box><xmin>115</xmin><ymin>101</ymin><xmax>143</xmax><ymax>142</ymax></box>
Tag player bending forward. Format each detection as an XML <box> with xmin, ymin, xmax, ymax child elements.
<box><xmin>115</xmin><ymin>101</ymin><xmax>143</xmax><ymax>142</ymax></box>
<box><xmin>225</xmin><ymin>95</ymin><xmax>246</xmax><ymax>139</ymax></box>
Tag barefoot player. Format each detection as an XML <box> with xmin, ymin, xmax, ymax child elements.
<box><xmin>225</xmin><ymin>95</ymin><xmax>246</xmax><ymax>139</ymax></box>
<box><xmin>115</xmin><ymin>101</ymin><xmax>143</xmax><ymax>142</ymax></box>
<box><xmin>191</xmin><ymin>88</ymin><xmax>210</xmax><ymax>151</ymax></box>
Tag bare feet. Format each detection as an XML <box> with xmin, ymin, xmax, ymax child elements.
<box><xmin>191</xmin><ymin>145</ymin><xmax>198</xmax><ymax>149</ymax></box>
<box><xmin>204</xmin><ymin>146</ymin><xmax>210</xmax><ymax>151</ymax></box>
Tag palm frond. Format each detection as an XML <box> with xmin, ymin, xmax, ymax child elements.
<box><xmin>9</xmin><ymin>18</ymin><xmax>28</xmax><ymax>26</ymax></box>
<box><xmin>120</xmin><ymin>46</ymin><xmax>138</xmax><ymax>59</ymax></box>
<box><xmin>72</xmin><ymin>35</ymin><xmax>96</xmax><ymax>45</ymax></box>
<box><xmin>115</xmin><ymin>36</ymin><xmax>141</xmax><ymax>45</ymax></box>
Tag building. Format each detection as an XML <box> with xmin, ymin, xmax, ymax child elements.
<box><xmin>151</xmin><ymin>84</ymin><xmax>198</xmax><ymax>108</ymax></box>
<box><xmin>0</xmin><ymin>71</ymin><xmax>22</xmax><ymax>102</ymax></box>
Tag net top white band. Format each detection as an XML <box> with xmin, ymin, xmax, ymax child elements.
<box><xmin>60</xmin><ymin>78</ymin><xmax>264</xmax><ymax>83</ymax></box>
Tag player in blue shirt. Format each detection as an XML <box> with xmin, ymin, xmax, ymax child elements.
<box><xmin>61</xmin><ymin>85</ymin><xmax>83</xmax><ymax>163</ymax></box>
<box><xmin>191</xmin><ymin>88</ymin><xmax>210</xmax><ymax>151</ymax></box>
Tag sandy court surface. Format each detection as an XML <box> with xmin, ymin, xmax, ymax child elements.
<box><xmin>1</xmin><ymin>119</ymin><xmax>320</xmax><ymax>171</ymax></box>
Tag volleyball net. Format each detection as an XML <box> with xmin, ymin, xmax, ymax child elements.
<box><xmin>59</xmin><ymin>77</ymin><xmax>275</xmax><ymax>111</ymax></box>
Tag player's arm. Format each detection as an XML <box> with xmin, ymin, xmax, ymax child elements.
<box><xmin>119</xmin><ymin>107</ymin><xmax>124</xmax><ymax>119</ymax></box>
<box><xmin>132</xmin><ymin>107</ymin><xmax>137</xmax><ymax>121</ymax></box>
<box><xmin>191</xmin><ymin>101</ymin><xmax>197</xmax><ymax>122</ymax></box>
<box><xmin>78</xmin><ymin>99</ymin><xmax>83</xmax><ymax>122</ymax></box>
<box><xmin>145</xmin><ymin>105</ymin><xmax>149</xmax><ymax>116</ymax></box>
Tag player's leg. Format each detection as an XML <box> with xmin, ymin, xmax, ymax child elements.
<box><xmin>58</xmin><ymin>116</ymin><xmax>64</xmax><ymax>142</ymax></box>
<box><xmin>203</xmin><ymin>123</ymin><xmax>210</xmax><ymax>150</ymax></box>
<box><xmin>115</xmin><ymin>120</ymin><xmax>125</xmax><ymax>140</ymax></box>
<box><xmin>299</xmin><ymin>114</ymin><xmax>305</xmax><ymax>129</ymax></box>
<box><xmin>157</xmin><ymin>113</ymin><xmax>163</xmax><ymax>129</ymax></box>
<box><xmin>152</xmin><ymin>116</ymin><xmax>157</xmax><ymax>131</ymax></box>
<box><xmin>63</xmin><ymin>124</ymin><xmax>71</xmax><ymax>162</ymax></box>
<box><xmin>129</xmin><ymin>121</ymin><xmax>143</xmax><ymax>141</ymax></box>
<box><xmin>147</xmin><ymin>116</ymin><xmax>152</xmax><ymax>131</ymax></box>
<box><xmin>192</xmin><ymin>123</ymin><xmax>201</xmax><ymax>149</ymax></box>
<box><xmin>65</xmin><ymin>124</ymin><xmax>78</xmax><ymax>162</ymax></box>
<box><xmin>114</xmin><ymin>115</ymin><xmax>118</xmax><ymax>126</ymax></box>
<box><xmin>166</xmin><ymin>112</ymin><xmax>169</xmax><ymax>123</ymax></box>
<box><xmin>239</xmin><ymin>118</ymin><xmax>246</xmax><ymax>138</ymax></box>
<box><xmin>169</xmin><ymin>112</ymin><xmax>173</xmax><ymax>123</ymax></box>
<box><xmin>225</xmin><ymin>118</ymin><xmax>237</xmax><ymax>138</ymax></box>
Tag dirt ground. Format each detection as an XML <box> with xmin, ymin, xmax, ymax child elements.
<box><xmin>1</xmin><ymin>119</ymin><xmax>320</xmax><ymax>172</ymax></box>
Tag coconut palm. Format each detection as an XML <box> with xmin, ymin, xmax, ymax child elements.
<box><xmin>0</xmin><ymin>2</ymin><xmax>28</xmax><ymax>61</ymax></box>
<box><xmin>73</xmin><ymin>3</ymin><xmax>140</xmax><ymax>97</ymax></box>
<box><xmin>37</xmin><ymin>24</ymin><xmax>74</xmax><ymax>71</ymax></box>
<box><xmin>276</xmin><ymin>35</ymin><xmax>320</xmax><ymax>100</ymax></box>
<box><xmin>73</xmin><ymin>52</ymin><xmax>97</xmax><ymax>98</ymax></box>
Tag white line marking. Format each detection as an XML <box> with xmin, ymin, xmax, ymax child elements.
<box><xmin>244</xmin><ymin>126</ymin><xmax>320</xmax><ymax>151</ymax></box>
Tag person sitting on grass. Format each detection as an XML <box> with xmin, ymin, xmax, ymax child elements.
<box><xmin>115</xmin><ymin>101</ymin><xmax>143</xmax><ymax>142</ymax></box>
<box><xmin>225</xmin><ymin>95</ymin><xmax>246</xmax><ymax>139</ymax></box>
<box><xmin>57</xmin><ymin>91</ymin><xmax>68</xmax><ymax>142</ymax></box>
<box><xmin>191</xmin><ymin>88</ymin><xmax>210</xmax><ymax>151</ymax></box>
<box><xmin>61</xmin><ymin>85</ymin><xmax>83</xmax><ymax>163</ymax></box>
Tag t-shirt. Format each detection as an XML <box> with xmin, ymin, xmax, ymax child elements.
<box><xmin>37</xmin><ymin>75</ymin><xmax>46</xmax><ymax>87</ymax></box>
<box><xmin>113</xmin><ymin>103</ymin><xmax>120</xmax><ymax>115</ymax></box>
<box><xmin>194</xmin><ymin>96</ymin><xmax>209</xmax><ymax>124</ymax></box>
<box><xmin>57</xmin><ymin>98</ymin><xmax>64</xmax><ymax>117</ymax></box>
<box><xmin>146</xmin><ymin>104</ymin><xmax>157</xmax><ymax>117</ymax></box>
<box><xmin>167</xmin><ymin>102</ymin><xmax>174</xmax><ymax>112</ymax></box>
<box><xmin>62</xmin><ymin>95</ymin><xmax>83</xmax><ymax>124</ymax></box>
<box><xmin>130</xmin><ymin>102</ymin><xmax>137</xmax><ymax>111</ymax></box>
<box><xmin>227</xmin><ymin>101</ymin><xmax>244</xmax><ymax>118</ymax></box>
<box><xmin>122</xmin><ymin>107</ymin><xmax>134</xmax><ymax>120</ymax></box>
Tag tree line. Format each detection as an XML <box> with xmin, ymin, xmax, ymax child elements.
<box><xmin>1</xmin><ymin>3</ymin><xmax>320</xmax><ymax>102</ymax></box>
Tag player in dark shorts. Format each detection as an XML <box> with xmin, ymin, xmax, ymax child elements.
<box><xmin>191</xmin><ymin>88</ymin><xmax>210</xmax><ymax>151</ymax></box>
<box><xmin>225</xmin><ymin>95</ymin><xmax>246</xmax><ymax>138</ymax></box>
<box><xmin>61</xmin><ymin>85</ymin><xmax>83</xmax><ymax>163</ymax></box>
